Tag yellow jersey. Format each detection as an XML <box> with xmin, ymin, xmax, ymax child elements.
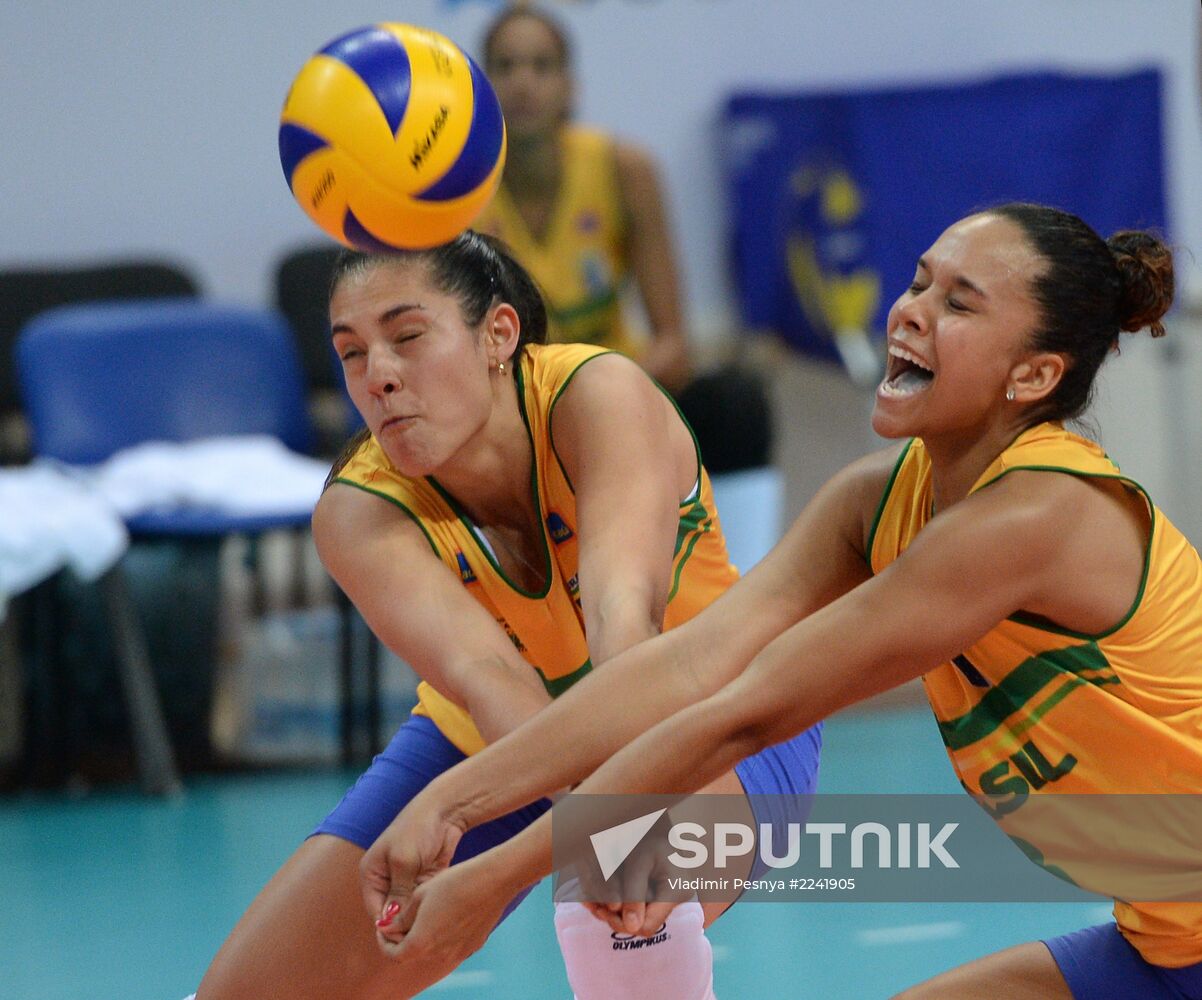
<box><xmin>869</xmin><ymin>422</ymin><xmax>1202</xmax><ymax>967</ymax></box>
<box><xmin>333</xmin><ymin>343</ymin><xmax>737</xmax><ymax>757</ymax></box>
<box><xmin>475</xmin><ymin>126</ymin><xmax>641</xmax><ymax>359</ymax></box>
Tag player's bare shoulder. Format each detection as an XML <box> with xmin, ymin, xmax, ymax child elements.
<box><xmin>312</xmin><ymin>478</ymin><xmax>430</xmax><ymax>571</ymax></box>
<box><xmin>839</xmin><ymin>442</ymin><xmax>911</xmax><ymax>531</ymax></box>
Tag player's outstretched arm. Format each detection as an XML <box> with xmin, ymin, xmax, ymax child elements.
<box><xmin>364</xmin><ymin>446</ymin><xmax>898</xmax><ymax>935</ymax></box>
<box><xmin>381</xmin><ymin>469</ymin><xmax>1085</xmax><ymax>958</ymax></box>
<box><xmin>314</xmin><ymin>482</ymin><xmax>556</xmax><ymax>746</ymax></box>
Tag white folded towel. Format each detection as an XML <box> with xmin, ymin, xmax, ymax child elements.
<box><xmin>0</xmin><ymin>436</ymin><xmax>330</xmax><ymax>621</ymax></box>
<box><xmin>0</xmin><ymin>464</ymin><xmax>129</xmax><ymax>620</ymax></box>
<box><xmin>86</xmin><ymin>435</ymin><xmax>328</xmax><ymax>519</ymax></box>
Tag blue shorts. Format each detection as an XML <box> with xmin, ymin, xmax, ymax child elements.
<box><xmin>313</xmin><ymin>714</ymin><xmax>553</xmax><ymax>919</ymax></box>
<box><xmin>1045</xmin><ymin>923</ymin><xmax>1202</xmax><ymax>999</ymax></box>
<box><xmin>314</xmin><ymin>715</ymin><xmax>824</xmax><ymax>920</ymax></box>
<box><xmin>735</xmin><ymin>721</ymin><xmax>823</xmax><ymax>879</ymax></box>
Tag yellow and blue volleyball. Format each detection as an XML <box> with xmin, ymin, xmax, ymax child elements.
<box><xmin>279</xmin><ymin>23</ymin><xmax>506</xmax><ymax>251</ymax></box>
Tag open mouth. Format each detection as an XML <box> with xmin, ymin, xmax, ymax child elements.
<box><xmin>879</xmin><ymin>344</ymin><xmax>935</xmax><ymax>397</ymax></box>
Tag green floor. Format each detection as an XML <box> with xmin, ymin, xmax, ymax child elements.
<box><xmin>1</xmin><ymin>704</ymin><xmax>1108</xmax><ymax>999</ymax></box>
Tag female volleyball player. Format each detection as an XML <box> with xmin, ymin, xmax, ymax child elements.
<box><xmin>192</xmin><ymin>232</ymin><xmax>820</xmax><ymax>1000</ymax></box>
<box><xmin>365</xmin><ymin>205</ymin><xmax>1202</xmax><ymax>999</ymax></box>
<box><xmin>474</xmin><ymin>4</ymin><xmax>692</xmax><ymax>394</ymax></box>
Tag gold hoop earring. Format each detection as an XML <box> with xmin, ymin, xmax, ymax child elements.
<box><xmin>1006</xmin><ymin>387</ymin><xmax>1016</xmax><ymax>402</ymax></box>
<box><xmin>496</xmin><ymin>360</ymin><xmax>506</xmax><ymax>376</ymax></box>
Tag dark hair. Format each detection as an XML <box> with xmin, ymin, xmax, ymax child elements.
<box><xmin>328</xmin><ymin>229</ymin><xmax>549</xmax><ymax>355</ymax></box>
<box><xmin>988</xmin><ymin>202</ymin><xmax>1174</xmax><ymax>424</ymax></box>
<box><xmin>481</xmin><ymin>3</ymin><xmax>572</xmax><ymax>73</ymax></box>
<box><xmin>324</xmin><ymin>231</ymin><xmax>549</xmax><ymax>487</ymax></box>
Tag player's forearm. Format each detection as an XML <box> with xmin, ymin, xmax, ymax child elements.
<box><xmin>582</xmin><ymin>580</ymin><xmax>946</xmax><ymax>803</ymax></box>
<box><xmin>427</xmin><ymin>633</ymin><xmax>702</xmax><ymax>832</ymax></box>
<box><xmin>463</xmin><ymin>686</ymin><xmax>551</xmax><ymax>747</ymax></box>
<box><xmin>428</xmin><ymin>550</ymin><xmax>818</xmax><ymax>832</ymax></box>
<box><xmin>427</xmin><ymin>599</ymin><xmax>776</xmax><ymax>833</ymax></box>
<box><xmin>460</xmin><ymin>697</ymin><xmax>763</xmax><ymax>893</ymax></box>
<box><xmin>454</xmin><ymin>657</ymin><xmax>554</xmax><ymax>746</ymax></box>
<box><xmin>472</xmin><ymin>811</ymin><xmax>556</xmax><ymax>892</ymax></box>
<box><xmin>578</xmin><ymin>690</ymin><xmax>761</xmax><ymax>800</ymax></box>
<box><xmin>584</xmin><ymin>585</ymin><xmax>663</xmax><ymax>667</ymax></box>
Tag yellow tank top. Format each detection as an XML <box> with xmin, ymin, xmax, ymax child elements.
<box><xmin>475</xmin><ymin>126</ymin><xmax>641</xmax><ymax>359</ymax></box>
<box><xmin>333</xmin><ymin>343</ymin><xmax>737</xmax><ymax>757</ymax></box>
<box><xmin>869</xmin><ymin>422</ymin><xmax>1202</xmax><ymax>967</ymax></box>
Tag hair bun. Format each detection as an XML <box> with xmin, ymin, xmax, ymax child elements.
<box><xmin>1108</xmin><ymin>230</ymin><xmax>1174</xmax><ymax>337</ymax></box>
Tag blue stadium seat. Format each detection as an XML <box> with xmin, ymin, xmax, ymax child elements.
<box><xmin>0</xmin><ymin>260</ymin><xmax>201</xmax><ymax>464</ymax></box>
<box><xmin>15</xmin><ymin>299</ymin><xmax>319</xmax><ymax>793</ymax></box>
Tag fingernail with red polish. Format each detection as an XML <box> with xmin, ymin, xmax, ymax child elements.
<box><xmin>376</xmin><ymin>900</ymin><xmax>400</xmax><ymax>927</ymax></box>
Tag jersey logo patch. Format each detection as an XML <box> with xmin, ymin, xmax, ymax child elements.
<box><xmin>455</xmin><ymin>551</ymin><xmax>477</xmax><ymax>584</ymax></box>
<box><xmin>546</xmin><ymin>512</ymin><xmax>575</xmax><ymax>544</ymax></box>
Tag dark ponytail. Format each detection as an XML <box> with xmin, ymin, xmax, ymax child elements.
<box><xmin>988</xmin><ymin>203</ymin><xmax>1174</xmax><ymax>423</ymax></box>
<box><xmin>1109</xmin><ymin>230</ymin><xmax>1174</xmax><ymax>338</ymax></box>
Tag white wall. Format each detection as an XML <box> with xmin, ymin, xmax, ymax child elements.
<box><xmin>3</xmin><ymin>0</ymin><xmax>1201</xmax><ymax>532</ymax></box>
<box><xmin>3</xmin><ymin>1</ymin><xmax>1199</xmax><ymax>309</ymax></box>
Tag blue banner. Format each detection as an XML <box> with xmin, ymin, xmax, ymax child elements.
<box><xmin>723</xmin><ymin>70</ymin><xmax>1166</xmax><ymax>375</ymax></box>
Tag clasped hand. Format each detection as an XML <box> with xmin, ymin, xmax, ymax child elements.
<box><xmin>570</xmin><ymin>809</ymin><xmax>691</xmax><ymax>938</ymax></box>
<box><xmin>358</xmin><ymin>799</ymin><xmax>515</xmax><ymax>988</ymax></box>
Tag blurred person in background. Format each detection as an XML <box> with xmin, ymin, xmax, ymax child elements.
<box><xmin>477</xmin><ymin>2</ymin><xmax>774</xmax><ymax>479</ymax></box>
<box><xmin>476</xmin><ymin>3</ymin><xmax>692</xmax><ymax>395</ymax></box>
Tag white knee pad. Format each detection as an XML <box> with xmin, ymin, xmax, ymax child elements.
<box><xmin>554</xmin><ymin>900</ymin><xmax>717</xmax><ymax>1000</ymax></box>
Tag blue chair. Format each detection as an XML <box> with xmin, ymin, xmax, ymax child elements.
<box><xmin>16</xmin><ymin>299</ymin><xmax>318</xmax><ymax>793</ymax></box>
<box><xmin>19</xmin><ymin>299</ymin><xmax>312</xmax><ymax>492</ymax></box>
<box><xmin>0</xmin><ymin>260</ymin><xmax>201</xmax><ymax>463</ymax></box>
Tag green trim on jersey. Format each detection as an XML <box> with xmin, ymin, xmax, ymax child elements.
<box><xmin>937</xmin><ymin>643</ymin><xmax>1118</xmax><ymax>752</ymax></box>
<box><xmin>331</xmin><ymin>478</ymin><xmax>440</xmax><ymax>556</ymax></box>
<box><xmin>976</xmin><ymin>465</ymin><xmax>1154</xmax><ymax>641</ymax></box>
<box><xmin>425</xmin><ymin>364</ymin><xmax>554</xmax><ymax>599</ymax></box>
<box><xmin>667</xmin><ymin>494</ymin><xmax>712</xmax><ymax>602</ymax></box>
<box><xmin>541</xmin><ymin>658</ymin><xmax>594</xmax><ymax>698</ymax></box>
<box><xmin>865</xmin><ymin>439</ymin><xmax>915</xmax><ymax>568</ymax></box>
